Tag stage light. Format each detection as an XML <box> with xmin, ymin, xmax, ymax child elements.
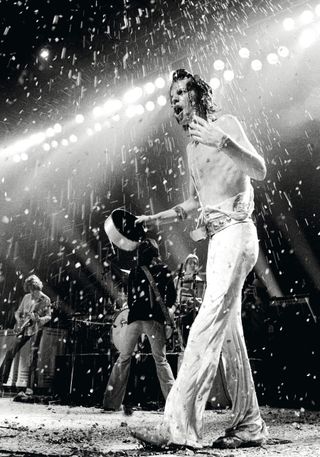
<box><xmin>46</xmin><ymin>127</ymin><xmax>55</xmax><ymax>138</ymax></box>
<box><xmin>283</xmin><ymin>17</ymin><xmax>295</xmax><ymax>31</ymax></box>
<box><xmin>223</xmin><ymin>70</ymin><xmax>234</xmax><ymax>81</ymax></box>
<box><xmin>125</xmin><ymin>106</ymin><xmax>136</xmax><ymax>118</ymax></box>
<box><xmin>75</xmin><ymin>114</ymin><xmax>85</xmax><ymax>124</ymax></box>
<box><xmin>61</xmin><ymin>138</ymin><xmax>69</xmax><ymax>146</ymax></box>
<box><xmin>123</xmin><ymin>87</ymin><xmax>143</xmax><ymax>104</ymax></box>
<box><xmin>39</xmin><ymin>48</ymin><xmax>50</xmax><ymax>60</ymax></box>
<box><xmin>103</xmin><ymin>99</ymin><xmax>122</xmax><ymax>115</ymax></box>
<box><xmin>278</xmin><ymin>46</ymin><xmax>290</xmax><ymax>58</ymax></box>
<box><xmin>13</xmin><ymin>154</ymin><xmax>21</xmax><ymax>163</ymax></box>
<box><xmin>144</xmin><ymin>82</ymin><xmax>155</xmax><ymax>94</ymax></box>
<box><xmin>43</xmin><ymin>143</ymin><xmax>50</xmax><ymax>151</ymax></box>
<box><xmin>86</xmin><ymin>128</ymin><xmax>94</xmax><ymax>136</ymax></box>
<box><xmin>112</xmin><ymin>114</ymin><xmax>120</xmax><ymax>122</ymax></box>
<box><xmin>155</xmin><ymin>77</ymin><xmax>165</xmax><ymax>88</ymax></box>
<box><xmin>266</xmin><ymin>53</ymin><xmax>279</xmax><ymax>65</ymax></box>
<box><xmin>251</xmin><ymin>59</ymin><xmax>262</xmax><ymax>71</ymax></box>
<box><xmin>136</xmin><ymin>104</ymin><xmax>145</xmax><ymax>115</ymax></box>
<box><xmin>299</xmin><ymin>28</ymin><xmax>317</xmax><ymax>48</ymax></box>
<box><xmin>145</xmin><ymin>101</ymin><xmax>155</xmax><ymax>111</ymax></box>
<box><xmin>51</xmin><ymin>140</ymin><xmax>59</xmax><ymax>148</ymax></box>
<box><xmin>213</xmin><ymin>59</ymin><xmax>225</xmax><ymax>71</ymax></box>
<box><xmin>239</xmin><ymin>47</ymin><xmax>250</xmax><ymax>59</ymax></box>
<box><xmin>300</xmin><ymin>10</ymin><xmax>314</xmax><ymax>25</ymax></box>
<box><xmin>210</xmin><ymin>77</ymin><xmax>220</xmax><ymax>90</ymax></box>
<box><xmin>92</xmin><ymin>106</ymin><xmax>103</xmax><ymax>117</ymax></box>
<box><xmin>69</xmin><ymin>134</ymin><xmax>78</xmax><ymax>143</ymax></box>
<box><xmin>53</xmin><ymin>123</ymin><xmax>62</xmax><ymax>133</ymax></box>
<box><xmin>316</xmin><ymin>4</ymin><xmax>320</xmax><ymax>16</ymax></box>
<box><xmin>29</xmin><ymin>132</ymin><xmax>45</xmax><ymax>144</ymax></box>
<box><xmin>94</xmin><ymin>123</ymin><xmax>102</xmax><ymax>132</ymax></box>
<box><xmin>21</xmin><ymin>152</ymin><xmax>28</xmax><ymax>161</ymax></box>
<box><xmin>157</xmin><ymin>95</ymin><xmax>167</xmax><ymax>106</ymax></box>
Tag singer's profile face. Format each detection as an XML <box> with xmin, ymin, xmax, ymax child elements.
<box><xmin>170</xmin><ymin>78</ymin><xmax>198</xmax><ymax>127</ymax></box>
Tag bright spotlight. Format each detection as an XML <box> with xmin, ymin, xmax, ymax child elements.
<box><xmin>239</xmin><ymin>47</ymin><xmax>250</xmax><ymax>59</ymax></box>
<box><xmin>53</xmin><ymin>123</ymin><xmax>62</xmax><ymax>133</ymax></box>
<box><xmin>103</xmin><ymin>99</ymin><xmax>122</xmax><ymax>115</ymax></box>
<box><xmin>316</xmin><ymin>4</ymin><xmax>320</xmax><ymax>16</ymax></box>
<box><xmin>283</xmin><ymin>17</ymin><xmax>295</xmax><ymax>31</ymax></box>
<box><xmin>299</xmin><ymin>28</ymin><xmax>317</xmax><ymax>48</ymax></box>
<box><xmin>278</xmin><ymin>46</ymin><xmax>290</xmax><ymax>58</ymax></box>
<box><xmin>213</xmin><ymin>59</ymin><xmax>225</xmax><ymax>71</ymax></box>
<box><xmin>51</xmin><ymin>140</ymin><xmax>59</xmax><ymax>148</ymax></box>
<box><xmin>30</xmin><ymin>132</ymin><xmax>46</xmax><ymax>145</ymax></box>
<box><xmin>251</xmin><ymin>59</ymin><xmax>262</xmax><ymax>71</ymax></box>
<box><xmin>61</xmin><ymin>139</ymin><xmax>69</xmax><ymax>146</ymax></box>
<box><xmin>223</xmin><ymin>70</ymin><xmax>234</xmax><ymax>81</ymax></box>
<box><xmin>92</xmin><ymin>106</ymin><xmax>103</xmax><ymax>117</ymax></box>
<box><xmin>210</xmin><ymin>77</ymin><xmax>220</xmax><ymax>90</ymax></box>
<box><xmin>266</xmin><ymin>53</ymin><xmax>279</xmax><ymax>65</ymax></box>
<box><xmin>13</xmin><ymin>154</ymin><xmax>21</xmax><ymax>163</ymax></box>
<box><xmin>21</xmin><ymin>152</ymin><xmax>28</xmax><ymax>161</ymax></box>
<box><xmin>123</xmin><ymin>87</ymin><xmax>143</xmax><ymax>104</ymax></box>
<box><xmin>112</xmin><ymin>114</ymin><xmax>120</xmax><ymax>122</ymax></box>
<box><xmin>157</xmin><ymin>95</ymin><xmax>167</xmax><ymax>106</ymax></box>
<box><xmin>145</xmin><ymin>101</ymin><xmax>155</xmax><ymax>111</ymax></box>
<box><xmin>69</xmin><ymin>134</ymin><xmax>78</xmax><ymax>143</ymax></box>
<box><xmin>125</xmin><ymin>106</ymin><xmax>136</xmax><ymax>118</ymax></box>
<box><xmin>86</xmin><ymin>128</ymin><xmax>94</xmax><ymax>136</ymax></box>
<box><xmin>75</xmin><ymin>114</ymin><xmax>85</xmax><ymax>124</ymax></box>
<box><xmin>46</xmin><ymin>127</ymin><xmax>55</xmax><ymax>137</ymax></box>
<box><xmin>136</xmin><ymin>104</ymin><xmax>145</xmax><ymax>115</ymax></box>
<box><xmin>94</xmin><ymin>123</ymin><xmax>102</xmax><ymax>132</ymax></box>
<box><xmin>43</xmin><ymin>143</ymin><xmax>50</xmax><ymax>151</ymax></box>
<box><xmin>144</xmin><ymin>82</ymin><xmax>155</xmax><ymax>94</ymax></box>
<box><xmin>155</xmin><ymin>77</ymin><xmax>165</xmax><ymax>89</ymax></box>
<box><xmin>39</xmin><ymin>48</ymin><xmax>50</xmax><ymax>60</ymax></box>
<box><xmin>300</xmin><ymin>10</ymin><xmax>314</xmax><ymax>25</ymax></box>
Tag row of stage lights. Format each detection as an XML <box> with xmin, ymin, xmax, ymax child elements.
<box><xmin>5</xmin><ymin>76</ymin><xmax>169</xmax><ymax>161</ymax></box>
<box><xmin>4</xmin><ymin>4</ymin><xmax>320</xmax><ymax>162</ymax></box>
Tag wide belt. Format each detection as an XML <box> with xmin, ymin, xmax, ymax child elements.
<box><xmin>205</xmin><ymin>215</ymin><xmax>251</xmax><ymax>238</ymax></box>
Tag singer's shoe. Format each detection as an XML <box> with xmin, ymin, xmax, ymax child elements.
<box><xmin>131</xmin><ymin>426</ymin><xmax>169</xmax><ymax>448</ymax></box>
<box><xmin>211</xmin><ymin>435</ymin><xmax>265</xmax><ymax>449</ymax></box>
<box><xmin>130</xmin><ymin>426</ymin><xmax>201</xmax><ymax>450</ymax></box>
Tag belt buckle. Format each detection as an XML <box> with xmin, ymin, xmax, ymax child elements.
<box><xmin>206</xmin><ymin>215</ymin><xmax>231</xmax><ymax>237</ymax></box>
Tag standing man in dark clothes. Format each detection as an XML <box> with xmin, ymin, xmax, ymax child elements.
<box><xmin>103</xmin><ymin>238</ymin><xmax>176</xmax><ymax>411</ymax></box>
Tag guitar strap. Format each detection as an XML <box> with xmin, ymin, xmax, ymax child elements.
<box><xmin>141</xmin><ymin>266</ymin><xmax>174</xmax><ymax>328</ymax></box>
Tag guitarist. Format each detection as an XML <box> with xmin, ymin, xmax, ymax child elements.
<box><xmin>103</xmin><ymin>238</ymin><xmax>176</xmax><ymax>412</ymax></box>
<box><xmin>0</xmin><ymin>274</ymin><xmax>51</xmax><ymax>392</ymax></box>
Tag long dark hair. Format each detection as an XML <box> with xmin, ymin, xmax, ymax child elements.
<box><xmin>170</xmin><ymin>69</ymin><xmax>218</xmax><ymax>122</ymax></box>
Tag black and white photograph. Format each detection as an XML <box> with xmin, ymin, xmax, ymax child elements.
<box><xmin>0</xmin><ymin>1</ymin><xmax>319</xmax><ymax>456</ymax></box>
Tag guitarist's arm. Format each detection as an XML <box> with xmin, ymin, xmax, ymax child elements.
<box><xmin>14</xmin><ymin>295</ymin><xmax>28</xmax><ymax>330</ymax></box>
<box><xmin>35</xmin><ymin>295</ymin><xmax>52</xmax><ymax>328</ymax></box>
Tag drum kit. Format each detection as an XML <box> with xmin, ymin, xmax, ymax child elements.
<box><xmin>104</xmin><ymin>208</ymin><xmax>207</xmax><ymax>353</ymax></box>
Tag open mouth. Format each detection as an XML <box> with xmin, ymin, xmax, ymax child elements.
<box><xmin>174</xmin><ymin>106</ymin><xmax>183</xmax><ymax>116</ymax></box>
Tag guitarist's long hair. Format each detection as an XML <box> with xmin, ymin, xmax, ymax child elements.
<box><xmin>23</xmin><ymin>274</ymin><xmax>43</xmax><ymax>292</ymax></box>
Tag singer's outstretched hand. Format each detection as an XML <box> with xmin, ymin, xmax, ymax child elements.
<box><xmin>135</xmin><ymin>214</ymin><xmax>156</xmax><ymax>225</ymax></box>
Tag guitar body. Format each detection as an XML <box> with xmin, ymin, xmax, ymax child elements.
<box><xmin>13</xmin><ymin>315</ymin><xmax>33</xmax><ymax>336</ymax></box>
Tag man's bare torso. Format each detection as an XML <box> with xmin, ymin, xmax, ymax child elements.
<box><xmin>187</xmin><ymin>114</ymin><xmax>251</xmax><ymax>207</ymax></box>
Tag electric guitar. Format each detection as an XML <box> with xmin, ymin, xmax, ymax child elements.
<box><xmin>13</xmin><ymin>313</ymin><xmax>36</xmax><ymax>337</ymax></box>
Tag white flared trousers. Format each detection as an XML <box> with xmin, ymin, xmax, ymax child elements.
<box><xmin>163</xmin><ymin>221</ymin><xmax>267</xmax><ymax>447</ymax></box>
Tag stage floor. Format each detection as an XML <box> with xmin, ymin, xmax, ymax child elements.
<box><xmin>0</xmin><ymin>397</ymin><xmax>319</xmax><ymax>456</ymax></box>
